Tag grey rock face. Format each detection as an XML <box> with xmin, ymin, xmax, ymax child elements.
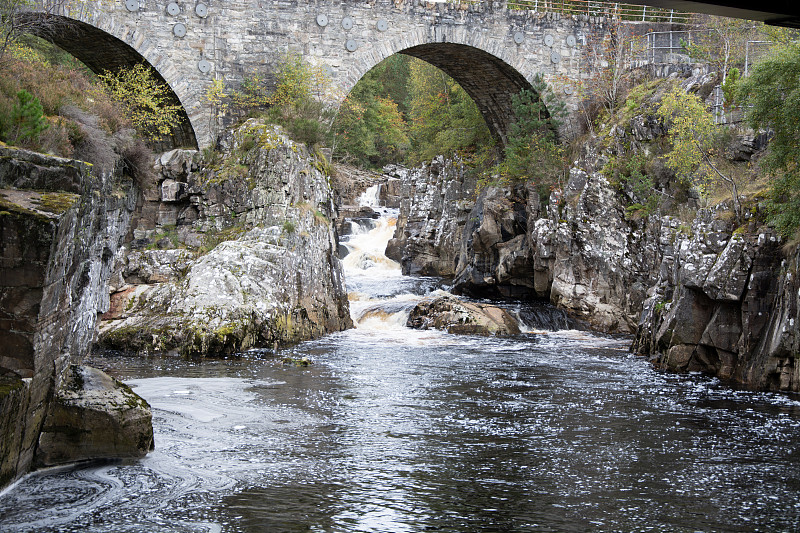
<box><xmin>453</xmin><ymin>184</ymin><xmax>539</xmax><ymax>299</ymax></box>
<box><xmin>632</xmin><ymin>212</ymin><xmax>800</xmax><ymax>391</ymax></box>
<box><xmin>451</xmin><ymin>167</ymin><xmax>657</xmax><ymax>333</ymax></box>
<box><xmin>0</xmin><ymin>146</ymin><xmax>143</xmax><ymax>488</ymax></box>
<box><xmin>100</xmin><ymin>122</ymin><xmax>352</xmax><ymax>356</ymax></box>
<box><xmin>386</xmin><ymin>157</ymin><xmax>477</xmax><ymax>277</ymax></box>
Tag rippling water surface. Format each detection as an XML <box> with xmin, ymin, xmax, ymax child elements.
<box><xmin>2</xmin><ymin>201</ymin><xmax>800</xmax><ymax>532</ymax></box>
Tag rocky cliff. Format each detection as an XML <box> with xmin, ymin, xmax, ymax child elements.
<box><xmin>386</xmin><ymin>157</ymin><xmax>477</xmax><ymax>277</ymax></box>
<box><xmin>0</xmin><ymin>146</ymin><xmax>152</xmax><ymax>488</ymax></box>
<box><xmin>452</xmin><ymin>168</ymin><xmax>660</xmax><ymax>331</ymax></box>
<box><xmin>99</xmin><ymin>121</ymin><xmax>352</xmax><ymax>357</ymax></box>
<box><xmin>632</xmin><ymin>211</ymin><xmax>797</xmax><ymax>391</ymax></box>
<box><xmin>386</xmin><ymin>78</ymin><xmax>799</xmax><ymax>392</ymax></box>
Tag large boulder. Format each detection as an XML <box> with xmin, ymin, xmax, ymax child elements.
<box><xmin>36</xmin><ymin>366</ymin><xmax>153</xmax><ymax>466</ymax></box>
<box><xmin>100</xmin><ymin>122</ymin><xmax>352</xmax><ymax>356</ymax></box>
<box><xmin>407</xmin><ymin>294</ymin><xmax>521</xmax><ymax>336</ymax></box>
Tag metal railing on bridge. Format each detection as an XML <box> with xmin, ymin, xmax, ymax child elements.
<box><xmin>504</xmin><ymin>0</ymin><xmax>691</xmax><ymax>24</ymax></box>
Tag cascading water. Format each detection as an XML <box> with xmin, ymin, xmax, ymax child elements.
<box><xmin>2</xmin><ymin>184</ymin><xmax>800</xmax><ymax>532</ymax></box>
<box><xmin>340</xmin><ymin>185</ymin><xmax>440</xmax><ymax>331</ymax></box>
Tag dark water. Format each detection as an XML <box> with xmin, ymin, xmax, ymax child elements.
<box><xmin>2</xmin><ymin>329</ymin><xmax>800</xmax><ymax>532</ymax></box>
<box><xmin>2</xmin><ymin>206</ymin><xmax>800</xmax><ymax>532</ymax></box>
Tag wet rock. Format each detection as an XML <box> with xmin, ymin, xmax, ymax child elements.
<box><xmin>406</xmin><ymin>294</ymin><xmax>521</xmax><ymax>336</ymax></box>
<box><xmin>36</xmin><ymin>366</ymin><xmax>153</xmax><ymax>467</ymax></box>
<box><xmin>634</xmin><ymin>220</ymin><xmax>800</xmax><ymax>392</ymax></box>
<box><xmin>454</xmin><ymin>184</ymin><xmax>535</xmax><ymax>299</ymax></box>
<box><xmin>387</xmin><ymin>156</ymin><xmax>477</xmax><ymax>277</ymax></box>
<box><xmin>0</xmin><ymin>146</ymin><xmax>138</xmax><ymax>488</ymax></box>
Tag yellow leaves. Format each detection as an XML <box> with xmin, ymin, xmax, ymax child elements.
<box><xmin>98</xmin><ymin>63</ymin><xmax>183</xmax><ymax>141</ymax></box>
<box><xmin>206</xmin><ymin>78</ymin><xmax>228</xmax><ymax>112</ymax></box>
<box><xmin>656</xmin><ymin>86</ymin><xmax>716</xmax><ymax>182</ymax></box>
<box><xmin>206</xmin><ymin>54</ymin><xmax>333</xmax><ymax>116</ymax></box>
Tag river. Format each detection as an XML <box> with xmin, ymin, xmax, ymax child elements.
<box><xmin>1</xmin><ymin>193</ymin><xmax>800</xmax><ymax>532</ymax></box>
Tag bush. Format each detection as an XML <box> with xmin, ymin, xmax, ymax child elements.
<box><xmin>0</xmin><ymin>89</ymin><xmax>49</xmax><ymax>147</ymax></box>
<box><xmin>98</xmin><ymin>63</ymin><xmax>184</xmax><ymax>142</ymax></box>
<box><xmin>0</xmin><ymin>47</ymin><xmax>154</xmax><ymax>182</ymax></box>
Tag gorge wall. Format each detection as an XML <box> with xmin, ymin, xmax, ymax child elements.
<box><xmin>385</xmin><ymin>87</ymin><xmax>798</xmax><ymax>392</ymax></box>
<box><xmin>0</xmin><ymin>147</ymin><xmax>152</xmax><ymax>488</ymax></box>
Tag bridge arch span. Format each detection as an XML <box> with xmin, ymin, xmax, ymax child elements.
<box><xmin>22</xmin><ymin>9</ymin><xmax>199</xmax><ymax>148</ymax></box>
<box><xmin>339</xmin><ymin>37</ymin><xmax>537</xmax><ymax>146</ymax></box>
<box><xmin>330</xmin><ymin>14</ymin><xmax>586</xmax><ymax>146</ymax></box>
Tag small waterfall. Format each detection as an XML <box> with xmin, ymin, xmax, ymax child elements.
<box><xmin>358</xmin><ymin>184</ymin><xmax>381</xmax><ymax>208</ymax></box>
<box><xmin>341</xmin><ymin>183</ymin><xmax>580</xmax><ymax>334</ymax></box>
<box><xmin>340</xmin><ymin>189</ymin><xmax>417</xmax><ymax>330</ymax></box>
<box><xmin>512</xmin><ymin>302</ymin><xmax>584</xmax><ymax>332</ymax></box>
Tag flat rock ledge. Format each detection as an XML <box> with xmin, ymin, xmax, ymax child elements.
<box><xmin>36</xmin><ymin>365</ymin><xmax>153</xmax><ymax>467</ymax></box>
<box><xmin>407</xmin><ymin>295</ymin><xmax>521</xmax><ymax>336</ymax></box>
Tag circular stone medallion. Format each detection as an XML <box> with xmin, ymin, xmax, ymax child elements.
<box><xmin>195</xmin><ymin>3</ymin><xmax>208</xmax><ymax>17</ymax></box>
<box><xmin>125</xmin><ymin>0</ymin><xmax>139</xmax><ymax>12</ymax></box>
<box><xmin>376</xmin><ymin>19</ymin><xmax>388</xmax><ymax>32</ymax></box>
<box><xmin>198</xmin><ymin>59</ymin><xmax>211</xmax><ymax>73</ymax></box>
<box><xmin>173</xmin><ymin>23</ymin><xmax>186</xmax><ymax>37</ymax></box>
<box><xmin>346</xmin><ymin>39</ymin><xmax>358</xmax><ymax>52</ymax></box>
<box><xmin>513</xmin><ymin>31</ymin><xmax>524</xmax><ymax>44</ymax></box>
<box><xmin>566</xmin><ymin>35</ymin><xmax>577</xmax><ymax>47</ymax></box>
<box><xmin>551</xmin><ymin>51</ymin><xmax>561</xmax><ymax>63</ymax></box>
<box><xmin>544</xmin><ymin>34</ymin><xmax>554</xmax><ymax>47</ymax></box>
<box><xmin>316</xmin><ymin>14</ymin><xmax>329</xmax><ymax>27</ymax></box>
<box><xmin>342</xmin><ymin>16</ymin><xmax>353</xmax><ymax>30</ymax></box>
<box><xmin>167</xmin><ymin>2</ymin><xmax>180</xmax><ymax>15</ymax></box>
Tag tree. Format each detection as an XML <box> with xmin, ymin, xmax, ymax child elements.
<box><xmin>656</xmin><ymin>85</ymin><xmax>741</xmax><ymax>221</ymax></box>
<box><xmin>580</xmin><ymin>18</ymin><xmax>645</xmax><ymax>120</ymax></box>
<box><xmin>329</xmin><ymin>65</ymin><xmax>409</xmax><ymax>167</ymax></box>
<box><xmin>0</xmin><ymin>88</ymin><xmax>48</xmax><ymax>146</ymax></box>
<box><xmin>494</xmin><ymin>77</ymin><xmax>568</xmax><ymax>196</ymax></box>
<box><xmin>98</xmin><ymin>63</ymin><xmax>184</xmax><ymax>142</ymax></box>
<box><xmin>407</xmin><ymin>58</ymin><xmax>490</xmax><ymax>164</ymax></box>
<box><xmin>737</xmin><ymin>43</ymin><xmax>800</xmax><ymax>238</ymax></box>
<box><xmin>265</xmin><ymin>54</ymin><xmax>335</xmax><ymax>147</ymax></box>
<box><xmin>682</xmin><ymin>15</ymin><xmax>761</xmax><ymax>86</ymax></box>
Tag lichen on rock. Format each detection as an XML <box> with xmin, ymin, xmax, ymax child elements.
<box><xmin>100</xmin><ymin>121</ymin><xmax>352</xmax><ymax>356</ymax></box>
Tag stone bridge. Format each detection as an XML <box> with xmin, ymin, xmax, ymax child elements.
<box><xmin>28</xmin><ymin>0</ymin><xmax>613</xmax><ymax>149</ymax></box>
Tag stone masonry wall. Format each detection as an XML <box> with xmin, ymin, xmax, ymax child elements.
<box><xmin>41</xmin><ymin>0</ymin><xmax>619</xmax><ymax>147</ymax></box>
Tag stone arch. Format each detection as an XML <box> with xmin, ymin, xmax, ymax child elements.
<box><xmin>19</xmin><ymin>11</ymin><xmax>199</xmax><ymax>149</ymax></box>
<box><xmin>337</xmin><ymin>28</ymin><xmax>549</xmax><ymax>146</ymax></box>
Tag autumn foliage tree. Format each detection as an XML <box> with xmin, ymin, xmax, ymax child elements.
<box><xmin>656</xmin><ymin>85</ymin><xmax>741</xmax><ymax>221</ymax></box>
<box><xmin>329</xmin><ymin>59</ymin><xmax>409</xmax><ymax>167</ymax></box>
<box><xmin>406</xmin><ymin>58</ymin><xmax>490</xmax><ymax>164</ymax></box>
<box><xmin>99</xmin><ymin>63</ymin><xmax>183</xmax><ymax>142</ymax></box>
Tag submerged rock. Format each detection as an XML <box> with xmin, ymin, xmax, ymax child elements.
<box><xmin>407</xmin><ymin>294</ymin><xmax>521</xmax><ymax>336</ymax></box>
<box><xmin>36</xmin><ymin>366</ymin><xmax>153</xmax><ymax>467</ymax></box>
